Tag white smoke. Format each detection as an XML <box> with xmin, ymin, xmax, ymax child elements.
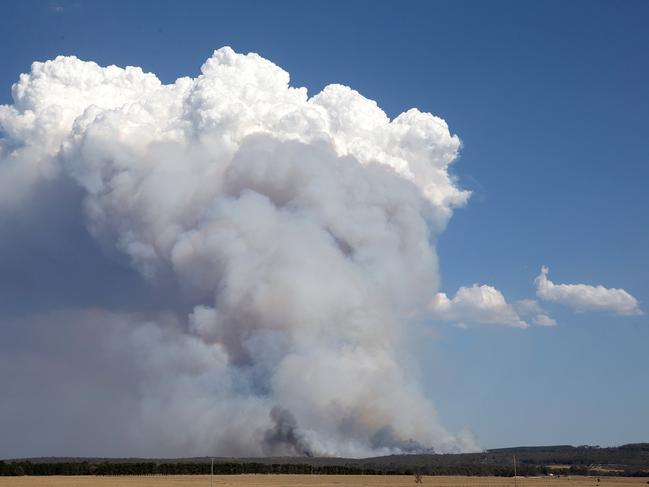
<box><xmin>0</xmin><ymin>47</ymin><xmax>477</xmax><ymax>456</ymax></box>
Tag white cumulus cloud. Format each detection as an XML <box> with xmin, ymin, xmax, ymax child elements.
<box><xmin>535</xmin><ymin>266</ymin><xmax>642</xmax><ymax>316</ymax></box>
<box><xmin>429</xmin><ymin>284</ymin><xmax>529</xmax><ymax>329</ymax></box>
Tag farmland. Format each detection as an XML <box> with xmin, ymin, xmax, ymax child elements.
<box><xmin>1</xmin><ymin>476</ymin><xmax>647</xmax><ymax>487</ymax></box>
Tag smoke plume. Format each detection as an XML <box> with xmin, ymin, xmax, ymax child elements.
<box><xmin>0</xmin><ymin>47</ymin><xmax>477</xmax><ymax>457</ymax></box>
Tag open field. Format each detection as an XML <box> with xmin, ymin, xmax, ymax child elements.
<box><xmin>1</xmin><ymin>476</ymin><xmax>647</xmax><ymax>487</ymax></box>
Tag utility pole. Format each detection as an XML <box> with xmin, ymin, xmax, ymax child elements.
<box><xmin>211</xmin><ymin>457</ymin><xmax>214</xmax><ymax>487</ymax></box>
<box><xmin>513</xmin><ymin>455</ymin><xmax>518</xmax><ymax>487</ymax></box>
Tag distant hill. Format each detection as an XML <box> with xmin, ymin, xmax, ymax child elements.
<box><xmin>2</xmin><ymin>443</ymin><xmax>648</xmax><ymax>477</ymax></box>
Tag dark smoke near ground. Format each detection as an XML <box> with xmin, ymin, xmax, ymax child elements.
<box><xmin>263</xmin><ymin>407</ymin><xmax>313</xmax><ymax>457</ymax></box>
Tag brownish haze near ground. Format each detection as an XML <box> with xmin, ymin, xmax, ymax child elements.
<box><xmin>1</xmin><ymin>476</ymin><xmax>647</xmax><ymax>487</ymax></box>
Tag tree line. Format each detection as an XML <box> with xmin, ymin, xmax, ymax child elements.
<box><xmin>1</xmin><ymin>460</ymin><xmax>647</xmax><ymax>477</ymax></box>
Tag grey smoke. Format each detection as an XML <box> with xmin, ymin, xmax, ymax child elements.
<box><xmin>264</xmin><ymin>407</ymin><xmax>313</xmax><ymax>457</ymax></box>
<box><xmin>0</xmin><ymin>47</ymin><xmax>478</xmax><ymax>457</ymax></box>
<box><xmin>370</xmin><ymin>426</ymin><xmax>430</xmax><ymax>454</ymax></box>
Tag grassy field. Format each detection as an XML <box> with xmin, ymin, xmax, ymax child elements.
<box><xmin>1</xmin><ymin>476</ymin><xmax>647</xmax><ymax>487</ymax></box>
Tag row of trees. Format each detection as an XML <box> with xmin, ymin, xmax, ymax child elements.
<box><xmin>1</xmin><ymin>460</ymin><xmax>647</xmax><ymax>477</ymax></box>
<box><xmin>488</xmin><ymin>444</ymin><xmax>649</xmax><ymax>468</ymax></box>
<box><xmin>0</xmin><ymin>461</ymin><xmax>374</xmax><ymax>477</ymax></box>
<box><xmin>95</xmin><ymin>462</ymin><xmax>369</xmax><ymax>476</ymax></box>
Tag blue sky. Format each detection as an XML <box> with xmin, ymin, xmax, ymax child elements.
<box><xmin>1</xmin><ymin>0</ymin><xmax>647</xmax><ymax>453</ymax></box>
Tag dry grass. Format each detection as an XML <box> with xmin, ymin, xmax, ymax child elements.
<box><xmin>0</xmin><ymin>475</ymin><xmax>647</xmax><ymax>487</ymax></box>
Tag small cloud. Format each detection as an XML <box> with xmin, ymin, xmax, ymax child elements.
<box><xmin>533</xmin><ymin>314</ymin><xmax>557</xmax><ymax>327</ymax></box>
<box><xmin>515</xmin><ymin>298</ymin><xmax>543</xmax><ymax>315</ymax></box>
<box><xmin>429</xmin><ymin>284</ymin><xmax>528</xmax><ymax>329</ymax></box>
<box><xmin>515</xmin><ymin>299</ymin><xmax>557</xmax><ymax>327</ymax></box>
<box><xmin>535</xmin><ymin>266</ymin><xmax>643</xmax><ymax>316</ymax></box>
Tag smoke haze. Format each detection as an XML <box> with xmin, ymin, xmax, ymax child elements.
<box><xmin>0</xmin><ymin>47</ymin><xmax>477</xmax><ymax>457</ymax></box>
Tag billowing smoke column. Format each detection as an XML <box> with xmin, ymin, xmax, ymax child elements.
<box><xmin>0</xmin><ymin>47</ymin><xmax>476</xmax><ymax>456</ymax></box>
